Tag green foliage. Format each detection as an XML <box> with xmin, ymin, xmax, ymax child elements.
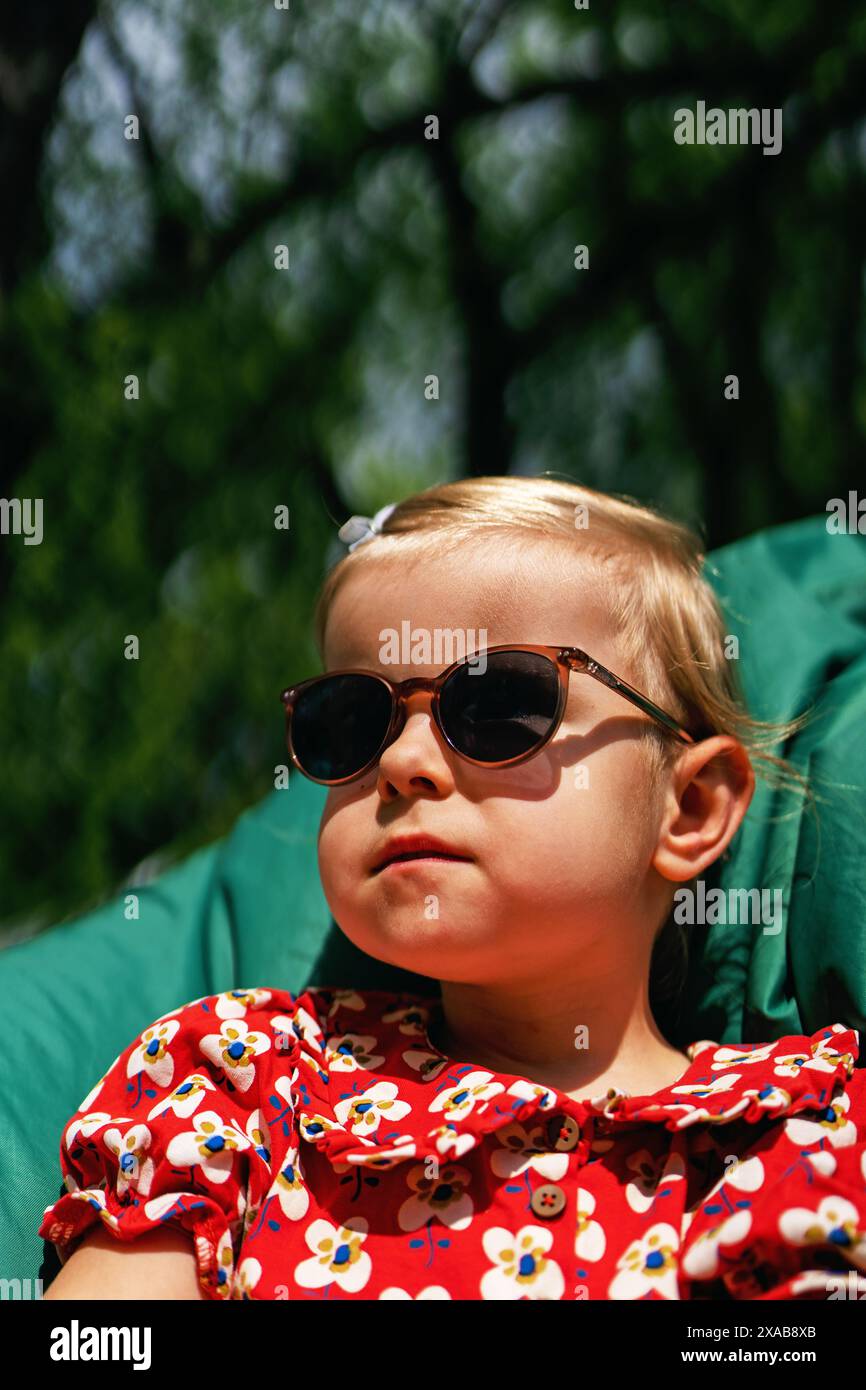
<box><xmin>1</xmin><ymin>0</ymin><xmax>862</xmax><ymax>936</ymax></box>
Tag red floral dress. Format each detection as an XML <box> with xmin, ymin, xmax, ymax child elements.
<box><xmin>39</xmin><ymin>986</ymin><xmax>866</xmax><ymax>1300</ymax></box>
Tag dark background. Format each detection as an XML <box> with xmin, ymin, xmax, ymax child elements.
<box><xmin>1</xmin><ymin>0</ymin><xmax>863</xmax><ymax>940</ymax></box>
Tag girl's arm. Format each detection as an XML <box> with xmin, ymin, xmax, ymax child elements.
<box><xmin>42</xmin><ymin>1224</ymin><xmax>206</xmax><ymax>1300</ymax></box>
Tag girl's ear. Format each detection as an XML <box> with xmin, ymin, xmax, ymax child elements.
<box><xmin>651</xmin><ymin>736</ymin><xmax>755</xmax><ymax>884</ymax></box>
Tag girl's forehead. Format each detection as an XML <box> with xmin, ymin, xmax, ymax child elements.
<box><xmin>323</xmin><ymin>546</ymin><xmax>615</xmax><ymax>670</ymax></box>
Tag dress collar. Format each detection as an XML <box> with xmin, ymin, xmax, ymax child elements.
<box><xmin>284</xmin><ymin>989</ymin><xmax>860</xmax><ymax>1171</ymax></box>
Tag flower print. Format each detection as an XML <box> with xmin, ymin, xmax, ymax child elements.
<box><xmin>165</xmin><ymin>1110</ymin><xmax>251</xmax><ymax>1184</ymax></box>
<box><xmin>739</xmin><ymin>1082</ymin><xmax>799</xmax><ymax>1115</ymax></box>
<box><xmin>760</xmin><ymin>1029</ymin><xmax>855</xmax><ymax>1083</ymax></box>
<box><xmin>267</xmin><ymin>1144</ymin><xmax>310</xmax><ymax>1221</ymax></box>
<box><xmin>334</xmin><ymin>1080</ymin><xmax>412</xmax><ymax>1137</ymax></box>
<box><xmin>327</xmin><ymin>1032</ymin><xmax>386</xmax><ymax>1073</ymax></box>
<box><xmin>671</xmin><ymin>1072</ymin><xmax>744</xmax><ymax>1100</ymax></box>
<box><xmin>298</xmin><ymin>1111</ymin><xmax>351</xmax><ymax>1146</ymax></box>
<box><xmin>806</xmin><ymin>1149</ymin><xmax>838</xmax><ymax>1178</ymax></box>
<box><xmin>784</xmin><ymin>1090</ymin><xmax>858</xmax><ymax>1150</ymax></box>
<box><xmin>60</xmin><ymin>1186</ymin><xmax>121</xmax><ymax>1233</ymax></box>
<box><xmin>320</xmin><ymin>989</ymin><xmax>366</xmax><ymax>1023</ymax></box>
<box><xmin>489</xmin><ymin>1123</ymin><xmax>570</xmax><ymax>1182</ymax></box>
<box><xmin>65</xmin><ymin>1111</ymin><xmax>129</xmax><ymax>1150</ymax></box>
<box><xmin>680</xmin><ymin>1156</ymin><xmax>764</xmax><ymax>1280</ymax></box>
<box><xmin>195</xmin><ymin>1227</ymin><xmax>235</xmax><ymax>1300</ymax></box>
<box><xmin>143</xmin><ymin>1192</ymin><xmax>202</xmax><ymax>1222</ymax></box>
<box><xmin>243</xmin><ymin>1108</ymin><xmax>272</xmax><ymax>1168</ymax></box>
<box><xmin>623</xmin><ymin>1148</ymin><xmax>687</xmax><ymax>1214</ymax></box>
<box><xmin>772</xmin><ymin>1048</ymin><xmax>838</xmax><ymax>1079</ymax></box>
<box><xmin>708</xmin><ymin>1043</ymin><xmax>776</xmax><ymax>1072</ymax></box>
<box><xmin>381</xmin><ymin>1001</ymin><xmax>433</xmax><ymax>1039</ymax></box>
<box><xmin>397</xmin><ymin>1161</ymin><xmax>474</xmax><ymax>1231</ymax></box>
<box><xmin>344</xmin><ymin>1136</ymin><xmax>419</xmax><ymax>1168</ymax></box>
<box><xmin>431</xmin><ymin>1124</ymin><xmax>477</xmax><ymax>1159</ymax></box>
<box><xmin>147</xmin><ymin>1073</ymin><xmax>215</xmax><ymax>1122</ymax></box>
<box><xmin>273</xmin><ymin>1072</ymin><xmax>296</xmax><ymax>1109</ymax></box>
<box><xmin>575</xmin><ymin>1189</ymin><xmax>606</xmax><ymax>1263</ymax></box>
<box><xmin>682</xmin><ymin>1209</ymin><xmax>752</xmax><ymax>1281</ymax></box>
<box><xmin>480</xmin><ymin>1225</ymin><xmax>565</xmax><ymax>1300</ymax></box>
<box><xmin>103</xmin><ymin>1124</ymin><xmax>155</xmax><ymax>1197</ymax></box>
<box><xmin>778</xmin><ymin>1195</ymin><xmax>866</xmax><ymax>1267</ymax></box>
<box><xmin>233</xmin><ymin>1257</ymin><xmax>264</xmax><ymax>1299</ymax></box>
<box><xmin>294</xmin><ymin>1217</ymin><xmax>372</xmax><ymax>1293</ymax></box>
<box><xmin>507</xmin><ymin>1079</ymin><xmax>558</xmax><ymax>1111</ymax></box>
<box><xmin>608</xmin><ymin>1222</ymin><xmax>681</xmax><ymax>1299</ymax></box>
<box><xmin>199</xmin><ymin>1019</ymin><xmax>271</xmax><ymax>1093</ymax></box>
<box><xmin>428</xmin><ymin>1070</ymin><xmax>505</xmax><ymax>1123</ymax></box>
<box><xmin>126</xmin><ymin>1017</ymin><xmax>181</xmax><ymax>1089</ymax></box>
<box><xmin>272</xmin><ymin>1003</ymin><xmax>324</xmax><ymax>1053</ymax></box>
<box><xmin>213</xmin><ymin>988</ymin><xmax>273</xmax><ymax>1020</ymax></box>
<box><xmin>401</xmin><ymin>1045</ymin><xmax>450</xmax><ymax>1083</ymax></box>
<box><xmin>379</xmin><ymin>1285</ymin><xmax>452</xmax><ymax>1299</ymax></box>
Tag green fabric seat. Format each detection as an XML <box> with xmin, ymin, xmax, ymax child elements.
<box><xmin>2</xmin><ymin>513</ymin><xmax>865</xmax><ymax>1286</ymax></box>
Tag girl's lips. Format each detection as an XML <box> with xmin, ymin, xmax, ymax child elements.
<box><xmin>379</xmin><ymin>852</ymin><xmax>471</xmax><ymax>872</ymax></box>
<box><xmin>371</xmin><ymin>835</ymin><xmax>473</xmax><ymax>873</ymax></box>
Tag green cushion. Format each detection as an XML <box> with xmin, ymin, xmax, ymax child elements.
<box><xmin>675</xmin><ymin>516</ymin><xmax>866</xmax><ymax>1046</ymax></box>
<box><xmin>3</xmin><ymin>513</ymin><xmax>865</xmax><ymax>1285</ymax></box>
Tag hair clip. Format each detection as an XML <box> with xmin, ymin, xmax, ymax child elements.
<box><xmin>337</xmin><ymin>502</ymin><xmax>398</xmax><ymax>552</ymax></box>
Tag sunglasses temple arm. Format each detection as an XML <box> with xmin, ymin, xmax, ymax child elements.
<box><xmin>583</xmin><ymin>660</ymin><xmax>695</xmax><ymax>745</ymax></box>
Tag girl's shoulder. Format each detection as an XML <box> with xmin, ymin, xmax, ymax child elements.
<box><xmin>39</xmin><ymin>983</ymin><xmax>430</xmax><ymax>1298</ymax></box>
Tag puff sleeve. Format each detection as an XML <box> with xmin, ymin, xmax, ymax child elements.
<box><xmin>38</xmin><ymin>988</ymin><xmax>286</xmax><ymax>1300</ymax></box>
<box><xmin>680</xmin><ymin>1050</ymin><xmax>866</xmax><ymax>1301</ymax></box>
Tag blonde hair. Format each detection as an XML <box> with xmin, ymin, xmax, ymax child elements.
<box><xmin>312</xmin><ymin>475</ymin><xmax>818</xmax><ymax>1010</ymax></box>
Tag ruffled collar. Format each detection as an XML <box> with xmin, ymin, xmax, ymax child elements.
<box><xmin>284</xmin><ymin>988</ymin><xmax>860</xmax><ymax>1171</ymax></box>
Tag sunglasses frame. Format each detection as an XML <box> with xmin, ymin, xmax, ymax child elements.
<box><xmin>280</xmin><ymin>643</ymin><xmax>697</xmax><ymax>786</ymax></box>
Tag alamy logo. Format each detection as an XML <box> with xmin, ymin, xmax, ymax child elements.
<box><xmin>0</xmin><ymin>497</ymin><xmax>43</xmax><ymax>545</ymax></box>
<box><xmin>673</xmin><ymin>881</ymin><xmax>783</xmax><ymax>934</ymax></box>
<box><xmin>0</xmin><ymin>1277</ymin><xmax>43</xmax><ymax>1298</ymax></box>
<box><xmin>50</xmin><ymin>1320</ymin><xmax>151</xmax><ymax>1371</ymax></box>
<box><xmin>674</xmin><ymin>101</ymin><xmax>783</xmax><ymax>156</ymax></box>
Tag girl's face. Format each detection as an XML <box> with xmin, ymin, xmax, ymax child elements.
<box><xmin>316</xmin><ymin>541</ymin><xmax>674</xmax><ymax>986</ymax></box>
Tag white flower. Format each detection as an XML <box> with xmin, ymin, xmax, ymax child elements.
<box><xmin>428</xmin><ymin>1070</ymin><xmax>505</xmax><ymax>1121</ymax></box>
<box><xmin>65</xmin><ymin>1111</ymin><xmax>128</xmax><ymax>1150</ymax></box>
<box><xmin>708</xmin><ymin>1044</ymin><xmax>776</xmax><ymax>1071</ymax></box>
<box><xmin>165</xmin><ymin>1110</ymin><xmax>251</xmax><ymax>1183</ymax></box>
<box><xmin>103</xmin><ymin>1124</ymin><xmax>156</xmax><ymax>1197</ymax></box>
<box><xmin>397</xmin><ymin>1162</ymin><xmax>474</xmax><ymax>1231</ymax></box>
<box><xmin>784</xmin><ymin>1092</ymin><xmax>858</xmax><ymax>1149</ymax></box>
<box><xmin>199</xmin><ymin>1019</ymin><xmax>271</xmax><ymax>1093</ymax></box>
<box><xmin>379</xmin><ymin>1285</ymin><xmax>451</xmax><ymax>1299</ymax></box>
<box><xmin>327</xmin><ymin>1033</ymin><xmax>386</xmax><ymax>1074</ymax></box>
<box><xmin>334</xmin><ymin>1080</ymin><xmax>412</xmax><ymax>1137</ymax></box>
<box><xmin>294</xmin><ymin>1217</ymin><xmax>372</xmax><ymax>1292</ymax></box>
<box><xmin>147</xmin><ymin>1072</ymin><xmax>215</xmax><ymax>1121</ymax></box>
<box><xmin>213</xmin><ymin>988</ymin><xmax>272</xmax><ymax>1019</ymax></box>
<box><xmin>624</xmin><ymin>1148</ymin><xmax>687</xmax><ymax>1214</ymax></box>
<box><xmin>608</xmin><ymin>1222</ymin><xmax>680</xmax><ymax>1299</ymax></box>
<box><xmin>481</xmin><ymin>1225</ymin><xmax>565</xmax><ymax>1300</ymax></box>
<box><xmin>575</xmin><ymin>1188</ymin><xmax>606</xmax><ymax>1263</ymax></box>
<box><xmin>233</xmin><ymin>1257</ymin><xmax>263</xmax><ymax>1299</ymax></box>
<box><xmin>779</xmin><ymin>1195</ymin><xmax>866</xmax><ymax>1267</ymax></box>
<box><xmin>127</xmin><ymin>1018</ymin><xmax>181</xmax><ymax>1089</ymax></box>
<box><xmin>268</xmin><ymin>1144</ymin><xmax>310</xmax><ymax>1221</ymax></box>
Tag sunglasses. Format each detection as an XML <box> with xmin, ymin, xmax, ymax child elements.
<box><xmin>280</xmin><ymin>644</ymin><xmax>697</xmax><ymax>786</ymax></box>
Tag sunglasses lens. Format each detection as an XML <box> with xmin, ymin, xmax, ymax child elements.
<box><xmin>439</xmin><ymin>650</ymin><xmax>562</xmax><ymax>762</ymax></box>
<box><xmin>291</xmin><ymin>674</ymin><xmax>392</xmax><ymax>781</ymax></box>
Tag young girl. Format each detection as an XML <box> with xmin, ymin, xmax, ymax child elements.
<box><xmin>41</xmin><ymin>476</ymin><xmax>866</xmax><ymax>1301</ymax></box>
